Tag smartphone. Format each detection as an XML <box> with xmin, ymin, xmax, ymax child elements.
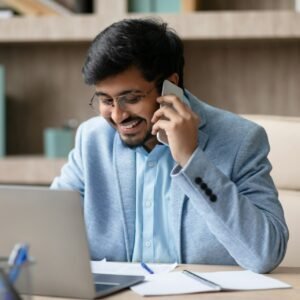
<box><xmin>157</xmin><ymin>80</ymin><xmax>188</xmax><ymax>145</ymax></box>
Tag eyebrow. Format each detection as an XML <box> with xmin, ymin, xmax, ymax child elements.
<box><xmin>95</xmin><ymin>89</ymin><xmax>143</xmax><ymax>97</ymax></box>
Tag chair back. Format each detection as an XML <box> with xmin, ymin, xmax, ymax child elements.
<box><xmin>243</xmin><ymin>115</ymin><xmax>300</xmax><ymax>267</ymax></box>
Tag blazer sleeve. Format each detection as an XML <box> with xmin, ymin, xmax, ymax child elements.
<box><xmin>171</xmin><ymin>125</ymin><xmax>289</xmax><ymax>273</ymax></box>
<box><xmin>50</xmin><ymin>124</ymin><xmax>85</xmax><ymax>195</ymax></box>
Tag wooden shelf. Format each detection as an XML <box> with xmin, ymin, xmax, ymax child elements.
<box><xmin>0</xmin><ymin>156</ymin><xmax>66</xmax><ymax>185</ymax></box>
<box><xmin>0</xmin><ymin>11</ymin><xmax>300</xmax><ymax>42</ymax></box>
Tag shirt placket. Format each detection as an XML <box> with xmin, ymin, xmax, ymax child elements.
<box><xmin>142</xmin><ymin>158</ymin><xmax>156</xmax><ymax>262</ymax></box>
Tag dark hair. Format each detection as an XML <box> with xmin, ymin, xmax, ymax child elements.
<box><xmin>82</xmin><ymin>18</ymin><xmax>185</xmax><ymax>89</ymax></box>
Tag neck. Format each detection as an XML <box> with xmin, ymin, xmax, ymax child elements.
<box><xmin>143</xmin><ymin>135</ymin><xmax>159</xmax><ymax>152</ymax></box>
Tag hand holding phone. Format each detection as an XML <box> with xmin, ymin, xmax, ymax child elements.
<box><xmin>157</xmin><ymin>80</ymin><xmax>188</xmax><ymax>145</ymax></box>
<box><xmin>152</xmin><ymin>80</ymin><xmax>199</xmax><ymax>166</ymax></box>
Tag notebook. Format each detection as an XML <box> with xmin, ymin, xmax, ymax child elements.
<box><xmin>131</xmin><ymin>270</ymin><xmax>291</xmax><ymax>296</ymax></box>
<box><xmin>0</xmin><ymin>185</ymin><xmax>144</xmax><ymax>298</ymax></box>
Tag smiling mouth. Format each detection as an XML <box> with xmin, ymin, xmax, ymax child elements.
<box><xmin>120</xmin><ymin>119</ymin><xmax>142</xmax><ymax>129</ymax></box>
<box><xmin>118</xmin><ymin>118</ymin><xmax>143</xmax><ymax>134</ymax></box>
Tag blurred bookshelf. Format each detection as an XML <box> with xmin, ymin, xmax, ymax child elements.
<box><xmin>0</xmin><ymin>0</ymin><xmax>300</xmax><ymax>183</ymax></box>
<box><xmin>0</xmin><ymin>0</ymin><xmax>93</xmax><ymax>16</ymax></box>
<box><xmin>127</xmin><ymin>0</ymin><xmax>300</xmax><ymax>13</ymax></box>
<box><xmin>1</xmin><ymin>11</ymin><xmax>300</xmax><ymax>41</ymax></box>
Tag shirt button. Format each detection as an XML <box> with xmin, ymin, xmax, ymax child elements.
<box><xmin>147</xmin><ymin>161</ymin><xmax>155</xmax><ymax>168</ymax></box>
<box><xmin>145</xmin><ymin>240</ymin><xmax>152</xmax><ymax>248</ymax></box>
<box><xmin>145</xmin><ymin>200</ymin><xmax>152</xmax><ymax>208</ymax></box>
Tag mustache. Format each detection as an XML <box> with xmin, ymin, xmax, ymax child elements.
<box><xmin>109</xmin><ymin>116</ymin><xmax>143</xmax><ymax>126</ymax></box>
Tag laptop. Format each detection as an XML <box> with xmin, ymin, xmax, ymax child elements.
<box><xmin>0</xmin><ymin>185</ymin><xmax>144</xmax><ymax>299</ymax></box>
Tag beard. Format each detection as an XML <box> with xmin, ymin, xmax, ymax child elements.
<box><xmin>120</xmin><ymin>128</ymin><xmax>156</xmax><ymax>149</ymax></box>
<box><xmin>106</xmin><ymin>113</ymin><xmax>159</xmax><ymax>150</ymax></box>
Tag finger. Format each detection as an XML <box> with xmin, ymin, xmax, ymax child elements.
<box><xmin>152</xmin><ymin>105</ymin><xmax>181</xmax><ymax>123</ymax></box>
<box><xmin>157</xmin><ymin>95</ymin><xmax>188</xmax><ymax>114</ymax></box>
<box><xmin>151</xmin><ymin>119</ymin><xmax>171</xmax><ymax>135</ymax></box>
<box><xmin>152</xmin><ymin>105</ymin><xmax>198</xmax><ymax>125</ymax></box>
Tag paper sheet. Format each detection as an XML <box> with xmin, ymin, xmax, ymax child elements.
<box><xmin>90</xmin><ymin>260</ymin><xmax>177</xmax><ymax>277</ymax></box>
<box><xmin>131</xmin><ymin>270</ymin><xmax>292</xmax><ymax>296</ymax></box>
<box><xmin>131</xmin><ymin>272</ymin><xmax>216</xmax><ymax>296</ymax></box>
<box><xmin>199</xmin><ymin>270</ymin><xmax>291</xmax><ymax>290</ymax></box>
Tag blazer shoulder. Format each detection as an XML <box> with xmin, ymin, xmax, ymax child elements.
<box><xmin>78</xmin><ymin>117</ymin><xmax>115</xmax><ymax>137</ymax></box>
<box><xmin>201</xmin><ymin>102</ymin><xmax>264</xmax><ymax>136</ymax></box>
<box><xmin>186</xmin><ymin>91</ymin><xmax>262</xmax><ymax>136</ymax></box>
<box><xmin>75</xmin><ymin>117</ymin><xmax>116</xmax><ymax>151</ymax></box>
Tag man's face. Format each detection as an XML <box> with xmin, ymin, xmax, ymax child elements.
<box><xmin>94</xmin><ymin>67</ymin><xmax>160</xmax><ymax>150</ymax></box>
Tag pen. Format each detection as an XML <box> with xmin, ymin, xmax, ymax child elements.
<box><xmin>12</xmin><ymin>244</ymin><xmax>28</xmax><ymax>266</ymax></box>
<box><xmin>8</xmin><ymin>244</ymin><xmax>29</xmax><ymax>283</ymax></box>
<box><xmin>182</xmin><ymin>270</ymin><xmax>221</xmax><ymax>290</ymax></box>
<box><xmin>8</xmin><ymin>244</ymin><xmax>23</xmax><ymax>266</ymax></box>
<box><xmin>140</xmin><ymin>262</ymin><xmax>154</xmax><ymax>274</ymax></box>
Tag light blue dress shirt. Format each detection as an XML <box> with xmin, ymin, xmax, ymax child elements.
<box><xmin>132</xmin><ymin>144</ymin><xmax>177</xmax><ymax>263</ymax></box>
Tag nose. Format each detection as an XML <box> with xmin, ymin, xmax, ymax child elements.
<box><xmin>110</xmin><ymin>103</ymin><xmax>129</xmax><ymax>124</ymax></box>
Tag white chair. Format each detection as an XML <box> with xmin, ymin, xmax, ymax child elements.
<box><xmin>243</xmin><ymin>115</ymin><xmax>300</xmax><ymax>267</ymax></box>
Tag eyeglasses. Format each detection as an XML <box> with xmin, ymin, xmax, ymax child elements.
<box><xmin>89</xmin><ymin>86</ymin><xmax>156</xmax><ymax>113</ymax></box>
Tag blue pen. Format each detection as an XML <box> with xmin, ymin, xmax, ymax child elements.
<box><xmin>140</xmin><ymin>262</ymin><xmax>154</xmax><ymax>274</ymax></box>
<box><xmin>8</xmin><ymin>244</ymin><xmax>29</xmax><ymax>283</ymax></box>
<box><xmin>8</xmin><ymin>244</ymin><xmax>25</xmax><ymax>266</ymax></box>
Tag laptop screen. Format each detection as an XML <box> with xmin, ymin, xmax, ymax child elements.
<box><xmin>0</xmin><ymin>185</ymin><xmax>144</xmax><ymax>299</ymax></box>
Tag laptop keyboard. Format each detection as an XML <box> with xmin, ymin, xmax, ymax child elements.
<box><xmin>95</xmin><ymin>282</ymin><xmax>120</xmax><ymax>293</ymax></box>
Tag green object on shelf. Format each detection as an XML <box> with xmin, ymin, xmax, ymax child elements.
<box><xmin>0</xmin><ymin>66</ymin><xmax>5</xmax><ymax>157</ymax></box>
<box><xmin>128</xmin><ymin>0</ymin><xmax>152</xmax><ymax>12</ymax></box>
<box><xmin>44</xmin><ymin>127</ymin><xmax>75</xmax><ymax>158</ymax></box>
<box><xmin>128</xmin><ymin>0</ymin><xmax>180</xmax><ymax>13</ymax></box>
<box><xmin>153</xmin><ymin>0</ymin><xmax>180</xmax><ymax>12</ymax></box>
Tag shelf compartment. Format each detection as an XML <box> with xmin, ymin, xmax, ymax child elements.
<box><xmin>0</xmin><ymin>11</ymin><xmax>300</xmax><ymax>42</ymax></box>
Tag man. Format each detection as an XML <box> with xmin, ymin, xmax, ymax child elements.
<box><xmin>51</xmin><ymin>18</ymin><xmax>288</xmax><ymax>273</ymax></box>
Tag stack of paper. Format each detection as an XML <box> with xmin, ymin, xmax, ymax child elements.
<box><xmin>91</xmin><ymin>260</ymin><xmax>177</xmax><ymax>277</ymax></box>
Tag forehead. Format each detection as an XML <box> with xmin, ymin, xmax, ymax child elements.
<box><xmin>95</xmin><ymin>67</ymin><xmax>150</xmax><ymax>95</ymax></box>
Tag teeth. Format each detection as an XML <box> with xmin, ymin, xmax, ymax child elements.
<box><xmin>121</xmin><ymin>120</ymin><xmax>140</xmax><ymax>129</ymax></box>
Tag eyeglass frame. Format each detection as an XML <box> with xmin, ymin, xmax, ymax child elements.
<box><xmin>89</xmin><ymin>85</ymin><xmax>158</xmax><ymax>113</ymax></box>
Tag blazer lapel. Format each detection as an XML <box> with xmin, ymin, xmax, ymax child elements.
<box><xmin>169</xmin><ymin>179</ymin><xmax>185</xmax><ymax>263</ymax></box>
<box><xmin>113</xmin><ymin>134</ymin><xmax>136</xmax><ymax>261</ymax></box>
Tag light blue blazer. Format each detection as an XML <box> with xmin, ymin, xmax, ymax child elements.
<box><xmin>51</xmin><ymin>91</ymin><xmax>288</xmax><ymax>273</ymax></box>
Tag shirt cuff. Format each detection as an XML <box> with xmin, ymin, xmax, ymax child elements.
<box><xmin>171</xmin><ymin>146</ymin><xmax>202</xmax><ymax>176</ymax></box>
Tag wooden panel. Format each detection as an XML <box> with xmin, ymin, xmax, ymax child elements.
<box><xmin>1</xmin><ymin>41</ymin><xmax>300</xmax><ymax>155</ymax></box>
<box><xmin>184</xmin><ymin>40</ymin><xmax>300</xmax><ymax>115</ymax></box>
<box><xmin>0</xmin><ymin>43</ymin><xmax>94</xmax><ymax>154</ymax></box>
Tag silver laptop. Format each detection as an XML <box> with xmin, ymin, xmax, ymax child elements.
<box><xmin>0</xmin><ymin>185</ymin><xmax>144</xmax><ymax>299</ymax></box>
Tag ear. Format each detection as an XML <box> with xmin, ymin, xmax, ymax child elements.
<box><xmin>167</xmin><ymin>73</ymin><xmax>179</xmax><ymax>86</ymax></box>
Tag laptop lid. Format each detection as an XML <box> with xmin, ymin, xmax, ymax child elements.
<box><xmin>0</xmin><ymin>185</ymin><xmax>144</xmax><ymax>299</ymax></box>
